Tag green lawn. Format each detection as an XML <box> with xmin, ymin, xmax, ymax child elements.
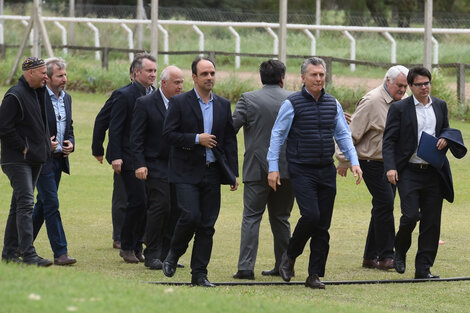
<box><xmin>0</xmin><ymin>89</ymin><xmax>470</xmax><ymax>313</ymax></box>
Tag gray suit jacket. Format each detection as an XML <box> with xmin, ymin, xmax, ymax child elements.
<box><xmin>233</xmin><ymin>84</ymin><xmax>292</xmax><ymax>182</ymax></box>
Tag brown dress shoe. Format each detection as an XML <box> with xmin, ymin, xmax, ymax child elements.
<box><xmin>113</xmin><ymin>240</ymin><xmax>121</xmax><ymax>249</ymax></box>
<box><xmin>305</xmin><ymin>274</ymin><xmax>325</xmax><ymax>289</ymax></box>
<box><xmin>54</xmin><ymin>254</ymin><xmax>77</xmax><ymax>266</ymax></box>
<box><xmin>362</xmin><ymin>258</ymin><xmax>379</xmax><ymax>269</ymax></box>
<box><xmin>279</xmin><ymin>252</ymin><xmax>295</xmax><ymax>282</ymax></box>
<box><xmin>135</xmin><ymin>251</ymin><xmax>145</xmax><ymax>262</ymax></box>
<box><xmin>119</xmin><ymin>249</ymin><xmax>139</xmax><ymax>263</ymax></box>
<box><xmin>377</xmin><ymin>258</ymin><xmax>394</xmax><ymax>270</ymax></box>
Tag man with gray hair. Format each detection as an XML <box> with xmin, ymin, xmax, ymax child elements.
<box><xmin>131</xmin><ymin>65</ymin><xmax>184</xmax><ymax>270</ymax></box>
<box><xmin>32</xmin><ymin>57</ymin><xmax>76</xmax><ymax>266</ymax></box>
<box><xmin>336</xmin><ymin>65</ymin><xmax>408</xmax><ymax>271</ymax></box>
<box><xmin>268</xmin><ymin>57</ymin><xmax>362</xmax><ymax>289</ymax></box>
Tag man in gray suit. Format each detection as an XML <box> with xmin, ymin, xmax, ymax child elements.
<box><xmin>232</xmin><ymin>60</ymin><xmax>294</xmax><ymax>280</ymax></box>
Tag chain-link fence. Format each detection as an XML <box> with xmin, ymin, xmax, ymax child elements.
<box><xmin>4</xmin><ymin>3</ymin><xmax>470</xmax><ymax>28</ymax></box>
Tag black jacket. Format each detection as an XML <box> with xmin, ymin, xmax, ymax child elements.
<box><xmin>0</xmin><ymin>76</ymin><xmax>50</xmax><ymax>165</ymax></box>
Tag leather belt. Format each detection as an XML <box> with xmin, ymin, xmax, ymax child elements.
<box><xmin>205</xmin><ymin>161</ymin><xmax>217</xmax><ymax>168</ymax></box>
<box><xmin>408</xmin><ymin>162</ymin><xmax>430</xmax><ymax>170</ymax></box>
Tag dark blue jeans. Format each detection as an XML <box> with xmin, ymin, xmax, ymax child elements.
<box><xmin>1</xmin><ymin>163</ymin><xmax>42</xmax><ymax>261</ymax></box>
<box><xmin>33</xmin><ymin>158</ymin><xmax>68</xmax><ymax>258</ymax></box>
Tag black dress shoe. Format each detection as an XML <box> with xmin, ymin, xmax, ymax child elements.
<box><xmin>145</xmin><ymin>258</ymin><xmax>163</xmax><ymax>270</ymax></box>
<box><xmin>162</xmin><ymin>252</ymin><xmax>178</xmax><ymax>277</ymax></box>
<box><xmin>305</xmin><ymin>274</ymin><xmax>326</xmax><ymax>289</ymax></box>
<box><xmin>135</xmin><ymin>251</ymin><xmax>145</xmax><ymax>263</ymax></box>
<box><xmin>1</xmin><ymin>255</ymin><xmax>21</xmax><ymax>264</ymax></box>
<box><xmin>23</xmin><ymin>256</ymin><xmax>53</xmax><ymax>267</ymax></box>
<box><xmin>191</xmin><ymin>276</ymin><xmax>216</xmax><ymax>287</ymax></box>
<box><xmin>233</xmin><ymin>270</ymin><xmax>255</xmax><ymax>280</ymax></box>
<box><xmin>415</xmin><ymin>271</ymin><xmax>440</xmax><ymax>279</ymax></box>
<box><xmin>279</xmin><ymin>251</ymin><xmax>295</xmax><ymax>282</ymax></box>
<box><xmin>393</xmin><ymin>252</ymin><xmax>406</xmax><ymax>274</ymax></box>
<box><xmin>261</xmin><ymin>268</ymin><xmax>280</xmax><ymax>276</ymax></box>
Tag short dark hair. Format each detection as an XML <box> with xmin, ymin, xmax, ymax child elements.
<box><xmin>407</xmin><ymin>66</ymin><xmax>432</xmax><ymax>86</ymax></box>
<box><xmin>259</xmin><ymin>59</ymin><xmax>286</xmax><ymax>85</ymax></box>
<box><xmin>191</xmin><ymin>56</ymin><xmax>215</xmax><ymax>75</ymax></box>
<box><xmin>301</xmin><ymin>57</ymin><xmax>326</xmax><ymax>75</ymax></box>
<box><xmin>131</xmin><ymin>52</ymin><xmax>156</xmax><ymax>74</ymax></box>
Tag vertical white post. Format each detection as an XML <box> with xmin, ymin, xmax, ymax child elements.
<box><xmin>69</xmin><ymin>0</ymin><xmax>75</xmax><ymax>45</ymax></box>
<box><xmin>303</xmin><ymin>29</ymin><xmax>316</xmax><ymax>56</ymax></box>
<box><xmin>431</xmin><ymin>36</ymin><xmax>438</xmax><ymax>66</ymax></box>
<box><xmin>342</xmin><ymin>30</ymin><xmax>356</xmax><ymax>72</ymax></box>
<box><xmin>382</xmin><ymin>32</ymin><xmax>396</xmax><ymax>64</ymax></box>
<box><xmin>121</xmin><ymin>23</ymin><xmax>134</xmax><ymax>62</ymax></box>
<box><xmin>228</xmin><ymin>26</ymin><xmax>240</xmax><ymax>69</ymax></box>
<box><xmin>86</xmin><ymin>22</ymin><xmax>100</xmax><ymax>60</ymax></box>
<box><xmin>424</xmin><ymin>0</ymin><xmax>433</xmax><ymax>70</ymax></box>
<box><xmin>316</xmin><ymin>0</ymin><xmax>321</xmax><ymax>38</ymax></box>
<box><xmin>32</xmin><ymin>0</ymin><xmax>41</xmax><ymax>57</ymax></box>
<box><xmin>278</xmin><ymin>0</ymin><xmax>287</xmax><ymax>64</ymax></box>
<box><xmin>192</xmin><ymin>25</ymin><xmax>204</xmax><ymax>57</ymax></box>
<box><xmin>54</xmin><ymin>21</ymin><xmax>68</xmax><ymax>55</ymax></box>
<box><xmin>151</xmin><ymin>0</ymin><xmax>159</xmax><ymax>63</ymax></box>
<box><xmin>0</xmin><ymin>0</ymin><xmax>4</xmax><ymax>49</ymax></box>
<box><xmin>137</xmin><ymin>0</ymin><xmax>144</xmax><ymax>50</ymax></box>
<box><xmin>265</xmin><ymin>27</ymin><xmax>278</xmax><ymax>58</ymax></box>
<box><xmin>158</xmin><ymin>24</ymin><xmax>169</xmax><ymax>65</ymax></box>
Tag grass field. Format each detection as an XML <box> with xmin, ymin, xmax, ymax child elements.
<box><xmin>0</xmin><ymin>88</ymin><xmax>470</xmax><ymax>313</ymax></box>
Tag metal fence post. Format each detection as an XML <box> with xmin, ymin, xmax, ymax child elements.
<box><xmin>457</xmin><ymin>63</ymin><xmax>466</xmax><ymax>105</ymax></box>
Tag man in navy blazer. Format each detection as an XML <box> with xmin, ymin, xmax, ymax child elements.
<box><xmin>162</xmin><ymin>57</ymin><xmax>239</xmax><ymax>287</ymax></box>
<box><xmin>383</xmin><ymin>66</ymin><xmax>451</xmax><ymax>279</ymax></box>
<box><xmin>131</xmin><ymin>65</ymin><xmax>184</xmax><ymax>270</ymax></box>
<box><xmin>32</xmin><ymin>58</ymin><xmax>76</xmax><ymax>265</ymax></box>
<box><xmin>106</xmin><ymin>53</ymin><xmax>157</xmax><ymax>264</ymax></box>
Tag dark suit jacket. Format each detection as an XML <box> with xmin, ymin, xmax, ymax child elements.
<box><xmin>163</xmin><ymin>89</ymin><xmax>238</xmax><ymax>185</ymax></box>
<box><xmin>105</xmin><ymin>82</ymin><xmax>147</xmax><ymax>171</ymax></box>
<box><xmin>131</xmin><ymin>89</ymin><xmax>169</xmax><ymax>179</ymax></box>
<box><xmin>92</xmin><ymin>83</ymin><xmax>131</xmax><ymax>157</ymax></box>
<box><xmin>382</xmin><ymin>96</ymin><xmax>454</xmax><ymax>201</ymax></box>
<box><xmin>42</xmin><ymin>90</ymin><xmax>74</xmax><ymax>175</ymax></box>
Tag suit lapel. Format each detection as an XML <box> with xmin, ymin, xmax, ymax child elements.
<box><xmin>406</xmin><ymin>97</ymin><xmax>418</xmax><ymax>145</ymax></box>
<box><xmin>189</xmin><ymin>89</ymin><xmax>204</xmax><ymax>131</ymax></box>
<box><xmin>153</xmin><ymin>91</ymin><xmax>167</xmax><ymax>118</ymax></box>
<box><xmin>431</xmin><ymin>97</ymin><xmax>443</xmax><ymax>135</ymax></box>
<box><xmin>45</xmin><ymin>93</ymin><xmax>57</xmax><ymax>136</ymax></box>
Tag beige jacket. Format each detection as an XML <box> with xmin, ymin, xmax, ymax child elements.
<box><xmin>336</xmin><ymin>84</ymin><xmax>400</xmax><ymax>167</ymax></box>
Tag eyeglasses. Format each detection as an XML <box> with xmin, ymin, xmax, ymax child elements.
<box><xmin>413</xmin><ymin>81</ymin><xmax>431</xmax><ymax>87</ymax></box>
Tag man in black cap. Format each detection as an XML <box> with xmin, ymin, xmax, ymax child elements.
<box><xmin>0</xmin><ymin>57</ymin><xmax>53</xmax><ymax>266</ymax></box>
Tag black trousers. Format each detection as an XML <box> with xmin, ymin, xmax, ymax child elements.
<box><xmin>360</xmin><ymin>160</ymin><xmax>396</xmax><ymax>261</ymax></box>
<box><xmin>170</xmin><ymin>166</ymin><xmax>221</xmax><ymax>279</ymax></box>
<box><xmin>395</xmin><ymin>165</ymin><xmax>443</xmax><ymax>273</ymax></box>
<box><xmin>144</xmin><ymin>177</ymin><xmax>179</xmax><ymax>261</ymax></box>
<box><xmin>111</xmin><ymin>172</ymin><xmax>127</xmax><ymax>241</ymax></box>
<box><xmin>287</xmin><ymin>162</ymin><xmax>336</xmax><ymax>277</ymax></box>
<box><xmin>120</xmin><ymin>170</ymin><xmax>147</xmax><ymax>251</ymax></box>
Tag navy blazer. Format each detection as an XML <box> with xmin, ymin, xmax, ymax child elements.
<box><xmin>131</xmin><ymin>90</ymin><xmax>170</xmax><ymax>179</ymax></box>
<box><xmin>42</xmin><ymin>90</ymin><xmax>74</xmax><ymax>175</ymax></box>
<box><xmin>162</xmin><ymin>89</ymin><xmax>238</xmax><ymax>185</ymax></box>
<box><xmin>105</xmin><ymin>82</ymin><xmax>147</xmax><ymax>170</ymax></box>
<box><xmin>383</xmin><ymin>96</ymin><xmax>455</xmax><ymax>201</ymax></box>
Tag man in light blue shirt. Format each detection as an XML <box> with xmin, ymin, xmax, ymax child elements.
<box><xmin>267</xmin><ymin>57</ymin><xmax>362</xmax><ymax>289</ymax></box>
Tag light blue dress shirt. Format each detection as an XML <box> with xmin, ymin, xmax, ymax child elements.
<box><xmin>267</xmin><ymin>90</ymin><xmax>359</xmax><ymax>172</ymax></box>
<box><xmin>47</xmin><ymin>86</ymin><xmax>66</xmax><ymax>153</ymax></box>
<box><xmin>194</xmin><ymin>88</ymin><xmax>216</xmax><ymax>163</ymax></box>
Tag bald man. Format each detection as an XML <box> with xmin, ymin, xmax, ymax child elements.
<box><xmin>131</xmin><ymin>65</ymin><xmax>184</xmax><ymax>270</ymax></box>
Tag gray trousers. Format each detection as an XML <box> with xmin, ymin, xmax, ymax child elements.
<box><xmin>112</xmin><ymin>172</ymin><xmax>127</xmax><ymax>241</ymax></box>
<box><xmin>2</xmin><ymin>163</ymin><xmax>42</xmax><ymax>261</ymax></box>
<box><xmin>237</xmin><ymin>178</ymin><xmax>294</xmax><ymax>271</ymax></box>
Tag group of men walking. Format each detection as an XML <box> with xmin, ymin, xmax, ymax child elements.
<box><xmin>0</xmin><ymin>53</ymin><xmax>465</xmax><ymax>289</ymax></box>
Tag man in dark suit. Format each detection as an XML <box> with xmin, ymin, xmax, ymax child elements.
<box><xmin>106</xmin><ymin>53</ymin><xmax>157</xmax><ymax>263</ymax></box>
<box><xmin>92</xmin><ymin>66</ymin><xmax>134</xmax><ymax>250</ymax></box>
<box><xmin>32</xmin><ymin>58</ymin><xmax>76</xmax><ymax>266</ymax></box>
<box><xmin>131</xmin><ymin>65</ymin><xmax>184</xmax><ymax>270</ymax></box>
<box><xmin>383</xmin><ymin>66</ymin><xmax>450</xmax><ymax>279</ymax></box>
<box><xmin>162</xmin><ymin>57</ymin><xmax>239</xmax><ymax>287</ymax></box>
<box><xmin>232</xmin><ymin>60</ymin><xmax>294</xmax><ymax>280</ymax></box>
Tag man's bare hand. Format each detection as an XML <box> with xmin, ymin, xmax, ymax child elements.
<box><xmin>344</xmin><ymin>112</ymin><xmax>352</xmax><ymax>124</ymax></box>
<box><xmin>62</xmin><ymin>140</ymin><xmax>73</xmax><ymax>156</ymax></box>
<box><xmin>112</xmin><ymin>159</ymin><xmax>123</xmax><ymax>174</ymax></box>
<box><xmin>135</xmin><ymin>167</ymin><xmax>148</xmax><ymax>180</ymax></box>
<box><xmin>94</xmin><ymin>155</ymin><xmax>103</xmax><ymax>164</ymax></box>
<box><xmin>230</xmin><ymin>177</ymin><xmax>239</xmax><ymax>191</ymax></box>
<box><xmin>437</xmin><ymin>138</ymin><xmax>448</xmax><ymax>150</ymax></box>
<box><xmin>337</xmin><ymin>166</ymin><xmax>348</xmax><ymax>177</ymax></box>
<box><xmin>199</xmin><ymin>133</ymin><xmax>217</xmax><ymax>148</ymax></box>
<box><xmin>268</xmin><ymin>171</ymin><xmax>281</xmax><ymax>191</ymax></box>
<box><xmin>50</xmin><ymin>136</ymin><xmax>59</xmax><ymax>151</ymax></box>
<box><xmin>351</xmin><ymin>165</ymin><xmax>363</xmax><ymax>185</ymax></box>
<box><xmin>386</xmin><ymin>169</ymin><xmax>398</xmax><ymax>185</ymax></box>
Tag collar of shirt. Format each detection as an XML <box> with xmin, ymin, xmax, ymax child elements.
<box><xmin>194</xmin><ymin>87</ymin><xmax>213</xmax><ymax>105</ymax></box>
<box><xmin>383</xmin><ymin>82</ymin><xmax>395</xmax><ymax>103</ymax></box>
<box><xmin>133</xmin><ymin>81</ymin><xmax>152</xmax><ymax>96</ymax></box>
<box><xmin>46</xmin><ymin>85</ymin><xmax>64</xmax><ymax>101</ymax></box>
<box><xmin>412</xmin><ymin>94</ymin><xmax>433</xmax><ymax>108</ymax></box>
<box><xmin>159</xmin><ymin>88</ymin><xmax>169</xmax><ymax>109</ymax></box>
